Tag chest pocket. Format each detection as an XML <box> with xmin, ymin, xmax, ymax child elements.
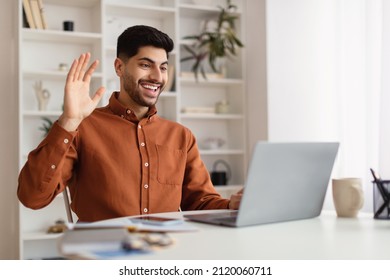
<box><xmin>156</xmin><ymin>144</ymin><xmax>186</xmax><ymax>185</ymax></box>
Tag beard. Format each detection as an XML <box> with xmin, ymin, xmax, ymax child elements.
<box><xmin>122</xmin><ymin>69</ymin><xmax>164</xmax><ymax>107</ymax></box>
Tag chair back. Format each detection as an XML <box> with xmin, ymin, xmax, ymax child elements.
<box><xmin>63</xmin><ymin>186</ymin><xmax>73</xmax><ymax>223</ymax></box>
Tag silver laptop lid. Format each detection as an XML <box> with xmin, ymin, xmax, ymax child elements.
<box><xmin>236</xmin><ymin>142</ymin><xmax>339</xmax><ymax>227</ymax></box>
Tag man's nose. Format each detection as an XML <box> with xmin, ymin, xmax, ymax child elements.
<box><xmin>149</xmin><ymin>65</ymin><xmax>162</xmax><ymax>81</ymax></box>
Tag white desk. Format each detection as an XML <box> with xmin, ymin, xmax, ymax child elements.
<box><xmin>59</xmin><ymin>210</ymin><xmax>390</xmax><ymax>260</ymax></box>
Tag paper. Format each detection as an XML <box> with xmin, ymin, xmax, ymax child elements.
<box><xmin>67</xmin><ymin>217</ymin><xmax>199</xmax><ymax>233</ymax></box>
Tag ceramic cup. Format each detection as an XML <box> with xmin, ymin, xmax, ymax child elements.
<box><xmin>332</xmin><ymin>178</ymin><xmax>364</xmax><ymax>217</ymax></box>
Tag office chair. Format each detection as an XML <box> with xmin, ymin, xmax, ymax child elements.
<box><xmin>63</xmin><ymin>186</ymin><xmax>73</xmax><ymax>223</ymax></box>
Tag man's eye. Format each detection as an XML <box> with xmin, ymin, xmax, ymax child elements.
<box><xmin>140</xmin><ymin>63</ymin><xmax>150</xmax><ymax>68</ymax></box>
<box><xmin>161</xmin><ymin>66</ymin><xmax>168</xmax><ymax>72</ymax></box>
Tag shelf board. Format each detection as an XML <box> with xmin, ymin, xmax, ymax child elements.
<box><xmin>22</xmin><ymin>29</ymin><xmax>102</xmax><ymax>44</ymax></box>
<box><xmin>106</xmin><ymin>4</ymin><xmax>175</xmax><ymax>19</ymax></box>
<box><xmin>23</xmin><ymin>231</ymin><xmax>63</xmax><ymax>241</ymax></box>
<box><xmin>180</xmin><ymin>76</ymin><xmax>243</xmax><ymax>86</ymax></box>
<box><xmin>179</xmin><ymin>4</ymin><xmax>221</xmax><ymax>18</ymax></box>
<box><xmin>23</xmin><ymin>70</ymin><xmax>103</xmax><ymax>79</ymax></box>
<box><xmin>180</xmin><ymin>113</ymin><xmax>243</xmax><ymax>119</ymax></box>
<box><xmin>23</xmin><ymin>110</ymin><xmax>62</xmax><ymax>117</ymax></box>
<box><xmin>179</xmin><ymin>4</ymin><xmax>242</xmax><ymax>18</ymax></box>
<box><xmin>160</xmin><ymin>91</ymin><xmax>177</xmax><ymax>98</ymax></box>
<box><xmin>45</xmin><ymin>0</ymin><xmax>100</xmax><ymax>8</ymax></box>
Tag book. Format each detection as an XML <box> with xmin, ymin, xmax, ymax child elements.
<box><xmin>37</xmin><ymin>0</ymin><xmax>47</xmax><ymax>29</ymax></box>
<box><xmin>22</xmin><ymin>6</ymin><xmax>29</xmax><ymax>28</ymax></box>
<box><xmin>29</xmin><ymin>0</ymin><xmax>44</xmax><ymax>29</ymax></box>
<box><xmin>22</xmin><ymin>0</ymin><xmax>36</xmax><ymax>29</ymax></box>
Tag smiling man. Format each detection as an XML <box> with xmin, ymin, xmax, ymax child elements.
<box><xmin>17</xmin><ymin>25</ymin><xmax>242</xmax><ymax>222</ymax></box>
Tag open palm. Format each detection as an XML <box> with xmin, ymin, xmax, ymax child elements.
<box><xmin>59</xmin><ymin>53</ymin><xmax>105</xmax><ymax>131</ymax></box>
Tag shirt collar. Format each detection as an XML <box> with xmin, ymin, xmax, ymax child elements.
<box><xmin>108</xmin><ymin>92</ymin><xmax>157</xmax><ymax>122</ymax></box>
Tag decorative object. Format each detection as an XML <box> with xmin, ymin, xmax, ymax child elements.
<box><xmin>47</xmin><ymin>219</ymin><xmax>67</xmax><ymax>234</ymax></box>
<box><xmin>63</xmin><ymin>20</ymin><xmax>74</xmax><ymax>31</ymax></box>
<box><xmin>58</xmin><ymin>63</ymin><xmax>68</xmax><ymax>71</ymax></box>
<box><xmin>210</xmin><ymin>159</ymin><xmax>231</xmax><ymax>186</ymax></box>
<box><xmin>33</xmin><ymin>81</ymin><xmax>50</xmax><ymax>111</ymax></box>
<box><xmin>180</xmin><ymin>0</ymin><xmax>244</xmax><ymax>80</ymax></box>
<box><xmin>201</xmin><ymin>137</ymin><xmax>225</xmax><ymax>150</ymax></box>
<box><xmin>215</xmin><ymin>99</ymin><xmax>229</xmax><ymax>114</ymax></box>
<box><xmin>181</xmin><ymin>106</ymin><xmax>215</xmax><ymax>114</ymax></box>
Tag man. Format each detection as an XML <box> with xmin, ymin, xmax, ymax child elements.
<box><xmin>18</xmin><ymin>25</ymin><xmax>242</xmax><ymax>222</ymax></box>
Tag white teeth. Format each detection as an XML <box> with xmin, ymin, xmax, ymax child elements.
<box><xmin>143</xmin><ymin>84</ymin><xmax>158</xmax><ymax>91</ymax></box>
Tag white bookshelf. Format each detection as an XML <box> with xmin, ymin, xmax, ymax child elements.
<box><xmin>18</xmin><ymin>0</ymin><xmax>246</xmax><ymax>259</ymax></box>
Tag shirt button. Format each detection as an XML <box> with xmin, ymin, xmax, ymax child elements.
<box><xmin>144</xmin><ymin>184</ymin><xmax>149</xmax><ymax>189</ymax></box>
<box><xmin>143</xmin><ymin>208</ymin><xmax>148</xmax><ymax>213</ymax></box>
<box><xmin>64</xmin><ymin>138</ymin><xmax>69</xmax><ymax>144</ymax></box>
<box><xmin>144</xmin><ymin>162</ymin><xmax>149</xmax><ymax>167</ymax></box>
<box><xmin>120</xmin><ymin>115</ymin><xmax>124</xmax><ymax>118</ymax></box>
<box><xmin>51</xmin><ymin>164</ymin><xmax>56</xmax><ymax>169</ymax></box>
<box><xmin>138</xmin><ymin>125</ymin><xmax>141</xmax><ymax>129</ymax></box>
<box><xmin>140</xmin><ymin>142</ymin><xmax>145</xmax><ymax>147</ymax></box>
<box><xmin>126</xmin><ymin>109</ymin><xmax>131</xmax><ymax>114</ymax></box>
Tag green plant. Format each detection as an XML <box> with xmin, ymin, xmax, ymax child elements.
<box><xmin>180</xmin><ymin>0</ymin><xmax>244</xmax><ymax>80</ymax></box>
<box><xmin>39</xmin><ymin>117</ymin><xmax>53</xmax><ymax>137</ymax></box>
<box><xmin>39</xmin><ymin>104</ymin><xmax>63</xmax><ymax>137</ymax></box>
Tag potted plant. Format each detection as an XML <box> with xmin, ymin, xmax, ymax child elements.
<box><xmin>181</xmin><ymin>0</ymin><xmax>244</xmax><ymax>80</ymax></box>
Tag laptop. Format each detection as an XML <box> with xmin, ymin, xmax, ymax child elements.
<box><xmin>184</xmin><ymin>142</ymin><xmax>339</xmax><ymax>227</ymax></box>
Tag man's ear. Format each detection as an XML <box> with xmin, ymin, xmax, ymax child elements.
<box><xmin>114</xmin><ymin>58</ymin><xmax>123</xmax><ymax>77</ymax></box>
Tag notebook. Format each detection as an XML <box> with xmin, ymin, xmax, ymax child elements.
<box><xmin>184</xmin><ymin>142</ymin><xmax>339</xmax><ymax>227</ymax></box>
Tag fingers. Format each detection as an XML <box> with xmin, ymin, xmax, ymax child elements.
<box><xmin>83</xmin><ymin>60</ymin><xmax>99</xmax><ymax>83</ymax></box>
<box><xmin>91</xmin><ymin>86</ymin><xmax>106</xmax><ymax>106</ymax></box>
<box><xmin>66</xmin><ymin>53</ymin><xmax>97</xmax><ymax>82</ymax></box>
<box><xmin>66</xmin><ymin>58</ymin><xmax>78</xmax><ymax>83</ymax></box>
<box><xmin>76</xmin><ymin>52</ymin><xmax>90</xmax><ymax>81</ymax></box>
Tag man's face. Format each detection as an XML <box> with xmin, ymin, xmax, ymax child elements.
<box><xmin>120</xmin><ymin>46</ymin><xmax>169</xmax><ymax>107</ymax></box>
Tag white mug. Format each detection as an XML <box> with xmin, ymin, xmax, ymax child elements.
<box><xmin>332</xmin><ymin>178</ymin><xmax>364</xmax><ymax>217</ymax></box>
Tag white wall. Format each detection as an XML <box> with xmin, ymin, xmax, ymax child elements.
<box><xmin>0</xmin><ymin>0</ymin><xmax>19</xmax><ymax>259</ymax></box>
<box><xmin>265</xmin><ymin>0</ymin><xmax>382</xmax><ymax>212</ymax></box>
<box><xmin>266</xmin><ymin>0</ymin><xmax>340</xmax><ymax>142</ymax></box>
<box><xmin>379</xmin><ymin>1</ymin><xmax>390</xmax><ymax>178</ymax></box>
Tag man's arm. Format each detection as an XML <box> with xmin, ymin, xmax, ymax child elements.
<box><xmin>17</xmin><ymin>53</ymin><xmax>105</xmax><ymax>209</ymax></box>
<box><xmin>17</xmin><ymin>122</ymin><xmax>78</xmax><ymax>209</ymax></box>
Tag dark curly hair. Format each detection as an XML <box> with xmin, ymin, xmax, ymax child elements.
<box><xmin>117</xmin><ymin>25</ymin><xmax>174</xmax><ymax>61</ymax></box>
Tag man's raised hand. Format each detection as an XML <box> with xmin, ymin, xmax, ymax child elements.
<box><xmin>58</xmin><ymin>53</ymin><xmax>106</xmax><ymax>131</ymax></box>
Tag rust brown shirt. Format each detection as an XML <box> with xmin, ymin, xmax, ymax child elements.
<box><xmin>18</xmin><ymin>92</ymin><xmax>229</xmax><ymax>222</ymax></box>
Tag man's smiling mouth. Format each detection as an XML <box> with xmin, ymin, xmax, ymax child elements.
<box><xmin>141</xmin><ymin>83</ymin><xmax>160</xmax><ymax>92</ymax></box>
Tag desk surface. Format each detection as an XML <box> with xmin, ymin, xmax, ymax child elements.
<box><xmin>59</xmin><ymin>210</ymin><xmax>390</xmax><ymax>260</ymax></box>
